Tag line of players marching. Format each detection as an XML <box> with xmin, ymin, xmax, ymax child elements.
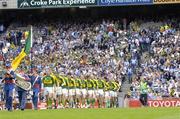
<box><xmin>1</xmin><ymin>68</ymin><xmax>121</xmax><ymax>111</ymax></box>
<box><xmin>43</xmin><ymin>73</ymin><xmax>121</xmax><ymax>109</ymax></box>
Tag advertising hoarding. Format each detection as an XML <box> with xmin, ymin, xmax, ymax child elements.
<box><xmin>18</xmin><ymin>0</ymin><xmax>97</xmax><ymax>8</ymax></box>
<box><xmin>99</xmin><ymin>0</ymin><xmax>153</xmax><ymax>6</ymax></box>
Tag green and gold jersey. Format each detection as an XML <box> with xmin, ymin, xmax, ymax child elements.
<box><xmin>105</xmin><ymin>81</ymin><xmax>110</xmax><ymax>91</ymax></box>
<box><xmin>93</xmin><ymin>79</ymin><xmax>98</xmax><ymax>89</ymax></box>
<box><xmin>97</xmin><ymin>79</ymin><xmax>105</xmax><ymax>89</ymax></box>
<box><xmin>42</xmin><ymin>75</ymin><xmax>55</xmax><ymax>87</ymax></box>
<box><xmin>75</xmin><ymin>78</ymin><xmax>81</xmax><ymax>88</ymax></box>
<box><xmin>81</xmin><ymin>79</ymin><xmax>87</xmax><ymax>89</ymax></box>
<box><xmin>111</xmin><ymin>81</ymin><xmax>118</xmax><ymax>91</ymax></box>
<box><xmin>109</xmin><ymin>81</ymin><xmax>115</xmax><ymax>91</ymax></box>
<box><xmin>57</xmin><ymin>75</ymin><xmax>64</xmax><ymax>87</ymax></box>
<box><xmin>68</xmin><ymin>78</ymin><xmax>75</xmax><ymax>88</ymax></box>
<box><xmin>114</xmin><ymin>82</ymin><xmax>120</xmax><ymax>91</ymax></box>
<box><xmin>87</xmin><ymin>79</ymin><xmax>94</xmax><ymax>89</ymax></box>
<box><xmin>50</xmin><ymin>74</ymin><xmax>58</xmax><ymax>86</ymax></box>
<box><xmin>61</xmin><ymin>76</ymin><xmax>68</xmax><ymax>88</ymax></box>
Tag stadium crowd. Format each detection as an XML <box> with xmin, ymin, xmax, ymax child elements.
<box><xmin>0</xmin><ymin>15</ymin><xmax>180</xmax><ymax>110</ymax></box>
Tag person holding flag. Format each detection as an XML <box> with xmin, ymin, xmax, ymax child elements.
<box><xmin>2</xmin><ymin>26</ymin><xmax>32</xmax><ymax>111</ymax></box>
<box><xmin>11</xmin><ymin>28</ymin><xmax>32</xmax><ymax>72</ymax></box>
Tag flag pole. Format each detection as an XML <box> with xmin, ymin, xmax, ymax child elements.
<box><xmin>30</xmin><ymin>25</ymin><xmax>33</xmax><ymax>74</ymax></box>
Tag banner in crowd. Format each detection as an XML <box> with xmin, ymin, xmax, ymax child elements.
<box><xmin>153</xmin><ymin>0</ymin><xmax>180</xmax><ymax>4</ymax></box>
<box><xmin>98</xmin><ymin>0</ymin><xmax>153</xmax><ymax>6</ymax></box>
<box><xmin>17</xmin><ymin>0</ymin><xmax>98</xmax><ymax>8</ymax></box>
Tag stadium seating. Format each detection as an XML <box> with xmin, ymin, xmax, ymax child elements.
<box><xmin>0</xmin><ymin>16</ymin><xmax>180</xmax><ymax>105</ymax></box>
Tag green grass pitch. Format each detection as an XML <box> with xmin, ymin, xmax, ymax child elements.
<box><xmin>0</xmin><ymin>108</ymin><xmax>179</xmax><ymax>119</ymax></box>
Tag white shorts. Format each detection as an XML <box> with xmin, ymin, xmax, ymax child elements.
<box><xmin>94</xmin><ymin>89</ymin><xmax>98</xmax><ymax>96</ymax></box>
<box><xmin>88</xmin><ymin>90</ymin><xmax>94</xmax><ymax>96</ymax></box>
<box><xmin>105</xmin><ymin>91</ymin><xmax>110</xmax><ymax>98</ymax></box>
<box><xmin>110</xmin><ymin>91</ymin><xmax>115</xmax><ymax>97</ymax></box>
<box><xmin>44</xmin><ymin>87</ymin><xmax>54</xmax><ymax>95</ymax></box>
<box><xmin>56</xmin><ymin>87</ymin><xmax>62</xmax><ymax>95</ymax></box>
<box><xmin>75</xmin><ymin>88</ymin><xmax>81</xmax><ymax>96</ymax></box>
<box><xmin>81</xmin><ymin>89</ymin><xmax>87</xmax><ymax>97</ymax></box>
<box><xmin>114</xmin><ymin>92</ymin><xmax>118</xmax><ymax>97</ymax></box>
<box><xmin>69</xmin><ymin>89</ymin><xmax>75</xmax><ymax>96</ymax></box>
<box><xmin>62</xmin><ymin>88</ymin><xmax>68</xmax><ymax>97</ymax></box>
<box><xmin>98</xmin><ymin>89</ymin><xmax>104</xmax><ymax>96</ymax></box>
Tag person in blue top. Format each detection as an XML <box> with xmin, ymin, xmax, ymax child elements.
<box><xmin>16</xmin><ymin>70</ymin><xmax>30</xmax><ymax>111</ymax></box>
<box><xmin>30</xmin><ymin>71</ymin><xmax>42</xmax><ymax>110</ymax></box>
<box><xmin>2</xmin><ymin>63</ymin><xmax>15</xmax><ymax>111</ymax></box>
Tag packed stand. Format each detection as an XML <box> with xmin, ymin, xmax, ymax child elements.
<box><xmin>129</xmin><ymin>20</ymin><xmax>180</xmax><ymax>99</ymax></box>
<box><xmin>0</xmin><ymin>17</ymin><xmax>180</xmax><ymax>110</ymax></box>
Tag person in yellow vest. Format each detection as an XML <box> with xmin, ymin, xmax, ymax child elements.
<box><xmin>139</xmin><ymin>78</ymin><xmax>148</xmax><ymax>106</ymax></box>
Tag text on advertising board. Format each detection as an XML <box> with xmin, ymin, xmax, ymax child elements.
<box><xmin>148</xmin><ymin>100</ymin><xmax>180</xmax><ymax>107</ymax></box>
<box><xmin>18</xmin><ymin>0</ymin><xmax>97</xmax><ymax>8</ymax></box>
<box><xmin>154</xmin><ymin>0</ymin><xmax>180</xmax><ymax>4</ymax></box>
<box><xmin>99</xmin><ymin>0</ymin><xmax>153</xmax><ymax>5</ymax></box>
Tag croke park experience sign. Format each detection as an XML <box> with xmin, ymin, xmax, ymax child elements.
<box><xmin>18</xmin><ymin>0</ymin><xmax>97</xmax><ymax>8</ymax></box>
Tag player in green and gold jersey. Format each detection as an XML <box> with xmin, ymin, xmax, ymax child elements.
<box><xmin>97</xmin><ymin>78</ymin><xmax>106</xmax><ymax>108</ymax></box>
<box><xmin>104</xmin><ymin>79</ymin><xmax>111</xmax><ymax>108</ymax></box>
<box><xmin>80</xmin><ymin>76</ymin><xmax>87</xmax><ymax>108</ymax></box>
<box><xmin>109</xmin><ymin>80</ymin><xmax>120</xmax><ymax>108</ymax></box>
<box><xmin>75</xmin><ymin>77</ymin><xmax>82</xmax><ymax>108</ymax></box>
<box><xmin>113</xmin><ymin>80</ymin><xmax>120</xmax><ymax>107</ymax></box>
<box><xmin>42</xmin><ymin>73</ymin><xmax>56</xmax><ymax>109</ymax></box>
<box><xmin>87</xmin><ymin>77</ymin><xmax>95</xmax><ymax>108</ymax></box>
<box><xmin>56</xmin><ymin>75</ymin><xmax>64</xmax><ymax>108</ymax></box>
<box><xmin>68</xmin><ymin>76</ymin><xmax>76</xmax><ymax>108</ymax></box>
<box><xmin>109</xmin><ymin>80</ymin><xmax>116</xmax><ymax>108</ymax></box>
<box><xmin>61</xmin><ymin>76</ymin><xmax>69</xmax><ymax>108</ymax></box>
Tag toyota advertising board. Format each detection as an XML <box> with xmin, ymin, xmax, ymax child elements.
<box><xmin>129</xmin><ymin>99</ymin><xmax>180</xmax><ymax>108</ymax></box>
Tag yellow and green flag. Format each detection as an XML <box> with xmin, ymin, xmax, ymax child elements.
<box><xmin>11</xmin><ymin>26</ymin><xmax>32</xmax><ymax>71</ymax></box>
